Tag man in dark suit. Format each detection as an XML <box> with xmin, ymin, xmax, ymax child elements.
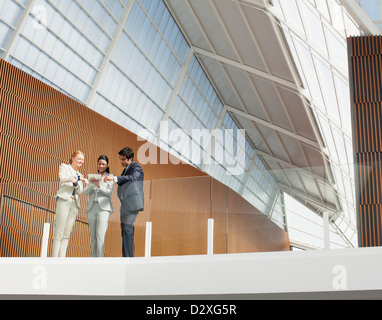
<box><xmin>105</xmin><ymin>147</ymin><xmax>144</xmax><ymax>257</ymax></box>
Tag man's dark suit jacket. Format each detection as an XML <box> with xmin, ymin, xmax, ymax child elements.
<box><xmin>117</xmin><ymin>161</ymin><xmax>144</xmax><ymax>212</ymax></box>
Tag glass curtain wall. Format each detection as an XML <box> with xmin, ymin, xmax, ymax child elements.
<box><xmin>270</xmin><ymin>0</ymin><xmax>362</xmax><ymax>248</ymax></box>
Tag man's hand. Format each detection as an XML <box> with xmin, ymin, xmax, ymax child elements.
<box><xmin>104</xmin><ymin>175</ymin><xmax>114</xmax><ymax>183</ymax></box>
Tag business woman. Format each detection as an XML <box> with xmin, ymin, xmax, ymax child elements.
<box><xmin>83</xmin><ymin>155</ymin><xmax>114</xmax><ymax>257</ymax></box>
<box><xmin>52</xmin><ymin>150</ymin><xmax>85</xmax><ymax>257</ymax></box>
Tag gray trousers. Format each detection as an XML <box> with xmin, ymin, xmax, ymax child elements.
<box><xmin>87</xmin><ymin>202</ymin><xmax>110</xmax><ymax>257</ymax></box>
<box><xmin>120</xmin><ymin>210</ymin><xmax>138</xmax><ymax>257</ymax></box>
<box><xmin>52</xmin><ymin>198</ymin><xmax>78</xmax><ymax>257</ymax></box>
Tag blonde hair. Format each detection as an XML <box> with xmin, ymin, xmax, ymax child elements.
<box><xmin>69</xmin><ymin>150</ymin><xmax>84</xmax><ymax>164</ymax></box>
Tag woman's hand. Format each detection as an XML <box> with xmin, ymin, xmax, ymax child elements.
<box><xmin>89</xmin><ymin>177</ymin><xmax>100</xmax><ymax>188</ymax></box>
<box><xmin>69</xmin><ymin>176</ymin><xmax>78</xmax><ymax>184</ymax></box>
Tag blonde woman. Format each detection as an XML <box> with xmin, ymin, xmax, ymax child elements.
<box><xmin>83</xmin><ymin>155</ymin><xmax>114</xmax><ymax>257</ymax></box>
<box><xmin>51</xmin><ymin>151</ymin><xmax>86</xmax><ymax>257</ymax></box>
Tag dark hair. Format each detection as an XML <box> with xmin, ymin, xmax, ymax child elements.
<box><xmin>118</xmin><ymin>147</ymin><xmax>134</xmax><ymax>160</ymax></box>
<box><xmin>97</xmin><ymin>155</ymin><xmax>110</xmax><ymax>173</ymax></box>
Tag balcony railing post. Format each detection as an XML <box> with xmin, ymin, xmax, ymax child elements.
<box><xmin>145</xmin><ymin>221</ymin><xmax>152</xmax><ymax>257</ymax></box>
<box><xmin>41</xmin><ymin>223</ymin><xmax>50</xmax><ymax>258</ymax></box>
<box><xmin>207</xmin><ymin>218</ymin><xmax>214</xmax><ymax>255</ymax></box>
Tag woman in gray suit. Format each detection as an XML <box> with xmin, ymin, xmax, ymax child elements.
<box><xmin>83</xmin><ymin>155</ymin><xmax>114</xmax><ymax>257</ymax></box>
<box><xmin>52</xmin><ymin>150</ymin><xmax>85</xmax><ymax>257</ymax></box>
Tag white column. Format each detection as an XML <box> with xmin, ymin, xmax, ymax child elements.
<box><xmin>323</xmin><ymin>211</ymin><xmax>330</xmax><ymax>250</ymax></box>
<box><xmin>207</xmin><ymin>218</ymin><xmax>214</xmax><ymax>255</ymax></box>
<box><xmin>145</xmin><ymin>221</ymin><xmax>152</xmax><ymax>258</ymax></box>
<box><xmin>40</xmin><ymin>223</ymin><xmax>50</xmax><ymax>258</ymax></box>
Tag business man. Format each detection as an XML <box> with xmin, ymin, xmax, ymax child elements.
<box><xmin>105</xmin><ymin>147</ymin><xmax>144</xmax><ymax>257</ymax></box>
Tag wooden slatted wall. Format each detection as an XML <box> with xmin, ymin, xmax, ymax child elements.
<box><xmin>349</xmin><ymin>35</ymin><xmax>382</xmax><ymax>247</ymax></box>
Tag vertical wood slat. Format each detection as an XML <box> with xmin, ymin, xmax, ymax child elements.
<box><xmin>350</xmin><ymin>35</ymin><xmax>382</xmax><ymax>247</ymax></box>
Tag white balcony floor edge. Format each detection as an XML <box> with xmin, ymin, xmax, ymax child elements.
<box><xmin>1</xmin><ymin>247</ymin><xmax>382</xmax><ymax>299</ymax></box>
